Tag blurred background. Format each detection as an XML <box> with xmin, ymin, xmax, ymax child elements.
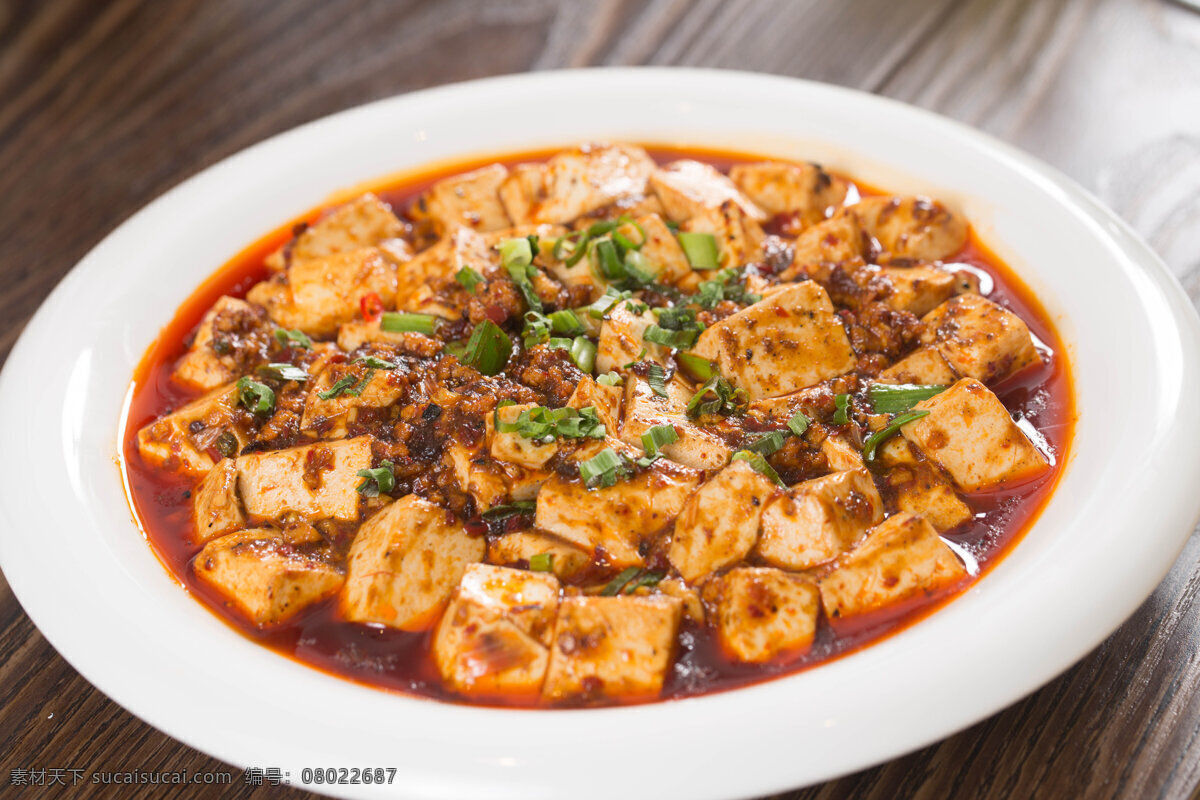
<box><xmin>2</xmin><ymin>1</ymin><xmax>1199</xmax><ymax>798</ymax></box>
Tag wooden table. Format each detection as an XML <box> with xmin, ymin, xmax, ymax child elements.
<box><xmin>3</xmin><ymin>1</ymin><xmax>1199</xmax><ymax>797</ymax></box>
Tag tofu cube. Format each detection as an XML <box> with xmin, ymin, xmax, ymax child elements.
<box><xmin>692</xmin><ymin>282</ymin><xmax>857</xmax><ymax>400</ymax></box>
<box><xmin>487</xmin><ymin>531</ymin><xmax>591</xmax><ymax>580</ymax></box>
<box><xmin>264</xmin><ymin>193</ymin><xmax>405</xmax><ymax>270</ymax></box>
<box><xmin>247</xmin><ymin>247</ymin><xmax>398</xmax><ymax>337</ymax></box>
<box><xmin>193</xmin><ymin>529</ymin><xmax>343</xmax><ymax>627</ymax></box>
<box><xmin>819</xmin><ymin>513</ymin><xmax>968</xmax><ymax>621</ymax></box>
<box><xmin>136</xmin><ymin>383</ymin><xmax>249</xmax><ymax>477</ymax></box>
<box><xmin>172</xmin><ymin>296</ymin><xmax>264</xmax><ymax>391</ymax></box>
<box><xmin>236</xmin><ymin>437</ymin><xmax>373</xmax><ymax>522</ymax></box>
<box><xmin>901</xmin><ymin>378</ymin><xmax>1049</xmax><ymax>492</ymax></box>
<box><xmin>729</xmin><ymin>161</ymin><xmax>848</xmax><ymax>225</ymax></box>
<box><xmin>336</xmin><ymin>319</ymin><xmax>441</xmax><ymax>354</ymax></box>
<box><xmin>886</xmin><ymin>463</ymin><xmax>974</xmax><ymax>532</ymax></box>
<box><xmin>415</xmin><ymin>163</ymin><xmax>512</xmax><ymax>233</ymax></box>
<box><xmin>619</xmin><ymin>375</ymin><xmax>732</xmax><ymax>471</ymax></box>
<box><xmin>193</xmin><ymin>458</ymin><xmax>245</xmax><ymax>543</ymax></box>
<box><xmin>542</xmin><ymin>595</ymin><xmax>682</xmax><ymax>703</ymax></box>
<box><xmin>705</xmin><ymin>567</ymin><xmax>820</xmax><ymax>663</ymax></box>
<box><xmin>432</xmin><ymin>564</ymin><xmax>560</xmax><ymax>696</ymax></box>
<box><xmin>649</xmin><ymin>160</ymin><xmax>766</xmax><ymax>224</ymax></box>
<box><xmin>488</xmin><ymin>403</ymin><xmax>559</xmax><ymax>470</ymax></box>
<box><xmin>500</xmin><ymin>144</ymin><xmax>656</xmax><ymax>225</ymax></box>
<box><xmin>878</xmin><ymin>265</ymin><xmax>958</xmax><ymax>316</ymax></box>
<box><xmin>534</xmin><ymin>452</ymin><xmax>701</xmax><ymax>567</ymax></box>
<box><xmin>785</xmin><ymin>214</ymin><xmax>864</xmax><ymax>273</ymax></box>
<box><xmin>878</xmin><ymin>345</ymin><xmax>958</xmax><ymax>385</ymax></box>
<box><xmin>921</xmin><ymin>294</ymin><xmax>1041</xmax><ymax>384</ymax></box>
<box><xmin>617</xmin><ymin>213</ymin><xmax>692</xmax><ymax>285</ymax></box>
<box><xmin>301</xmin><ymin>363</ymin><xmax>408</xmax><ymax>440</ymax></box>
<box><xmin>595</xmin><ymin>302</ymin><xmax>670</xmax><ymax>374</ymax></box>
<box><xmin>445</xmin><ymin>442</ymin><xmax>516</xmax><ymax>511</ymax></box>
<box><xmin>853</xmin><ymin>196</ymin><xmax>968</xmax><ymax>262</ymax></box>
<box><xmin>395</xmin><ymin>226</ymin><xmax>495</xmax><ymax>304</ymax></box>
<box><xmin>821</xmin><ymin>433</ymin><xmax>865</xmax><ymax>472</ymax></box>
<box><xmin>757</xmin><ymin>467</ymin><xmax>884</xmax><ymax>570</ymax></box>
<box><xmin>341</xmin><ymin>495</ymin><xmax>485</xmax><ymax>630</ymax></box>
<box><xmin>668</xmin><ymin>461</ymin><xmax>778</xmax><ymax>583</ymax></box>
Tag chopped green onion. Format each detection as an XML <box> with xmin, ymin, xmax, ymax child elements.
<box><xmin>499</xmin><ymin>236</ymin><xmax>544</xmax><ymax>312</ymax></box>
<box><xmin>622</xmin><ymin>570</ymin><xmax>665</xmax><ymax>593</ymax></box>
<box><xmin>862</xmin><ymin>409</ymin><xmax>930</xmax><ymax>462</ymax></box>
<box><xmin>587</xmin><ymin>287</ymin><xmax>632</xmax><ymax>319</ymax></box>
<box><xmin>380</xmin><ymin>312</ymin><xmax>438</xmax><ymax>335</ymax></box>
<box><xmin>456</xmin><ymin>266</ymin><xmax>485</xmax><ymax>292</ymax></box>
<box><xmin>646</xmin><ymin>362</ymin><xmax>668</xmax><ymax>398</ymax></box>
<box><xmin>345</xmin><ymin>369</ymin><xmax>376</xmax><ymax>397</ymax></box>
<box><xmin>273</xmin><ymin>328</ymin><xmax>312</xmax><ymax>349</ymax></box>
<box><xmin>317</xmin><ymin>375</ymin><xmax>357</xmax><ymax>401</ymax></box>
<box><xmin>355</xmin><ymin>460</ymin><xmax>395</xmax><ymax>497</ymax></box>
<box><xmin>596</xmin><ymin>372</ymin><xmax>623</xmax><ymax>387</ymax></box>
<box><xmin>547</xmin><ymin>337</ymin><xmax>573</xmax><ymax>350</ymax></box>
<box><xmin>497</xmin><ymin>405</ymin><xmax>606</xmax><ymax>442</ymax></box>
<box><xmin>600</xmin><ymin>566</ymin><xmax>642</xmax><ymax>596</ymax></box>
<box><xmin>787</xmin><ymin>410</ymin><xmax>810</xmax><ymax>437</ymax></box>
<box><xmin>481</xmin><ymin>500</ymin><xmax>536</xmax><ymax>520</ymax></box>
<box><xmin>236</xmin><ymin>376</ymin><xmax>275</xmax><ymax>415</ymax></box>
<box><xmin>256</xmin><ymin>362</ymin><xmax>309</xmax><ymax>382</ymax></box>
<box><xmin>686</xmin><ymin>375</ymin><xmax>748</xmax><ymax>418</ymax></box>
<box><xmin>731</xmin><ymin>450</ymin><xmax>785</xmax><ymax>486</ymax></box>
<box><xmin>522</xmin><ymin>311</ymin><xmax>552</xmax><ymax>348</ymax></box>
<box><xmin>677</xmin><ymin>232</ymin><xmax>719</xmax><ymax>269</ymax></box>
<box><xmin>548</xmin><ymin>309</ymin><xmax>585</xmax><ymax>335</ymax></box>
<box><xmin>578</xmin><ymin>447</ymin><xmax>631</xmax><ymax>490</ymax></box>
<box><xmin>623</xmin><ymin>348</ymin><xmax>648</xmax><ymax>369</ymax></box>
<box><xmin>693</xmin><ymin>267</ymin><xmax>761</xmax><ymax>309</ymax></box>
<box><xmin>463</xmin><ymin>321</ymin><xmax>513</xmax><ymax>376</ymax></box>
<box><xmin>746</xmin><ymin>431</ymin><xmax>786</xmax><ymax>456</ymax></box>
<box><xmin>677</xmin><ymin>352</ymin><xmax>717</xmax><ymax>381</ymax></box>
<box><xmin>529</xmin><ymin>553</ymin><xmax>554</xmax><ymax>572</ymax></box>
<box><xmin>553</xmin><ymin>230</ymin><xmax>589</xmax><ymax>268</ymax></box>
<box><xmin>594</xmin><ymin>239</ymin><xmax>624</xmax><ymax>280</ymax></box>
<box><xmin>621</xmin><ymin>250</ymin><xmax>657</xmax><ymax>288</ymax></box>
<box><xmin>641</xmin><ymin>425</ymin><xmax>678</xmax><ymax>457</ymax></box>
<box><xmin>507</xmin><ymin>263</ymin><xmax>543</xmax><ymax>314</ymax></box>
<box><xmin>354</xmin><ymin>355</ymin><xmax>397</xmax><ymax>369</ymax></box>
<box><xmin>570</xmin><ymin>336</ymin><xmax>597</xmax><ymax>374</ymax></box>
<box><xmin>833</xmin><ymin>393</ymin><xmax>852</xmax><ymax>425</ymax></box>
<box><xmin>443</xmin><ymin>340</ymin><xmax>467</xmax><ymax>358</ymax></box>
<box><xmin>868</xmin><ymin>383</ymin><xmax>947</xmax><ymax>414</ymax></box>
<box><xmin>498</xmin><ymin>236</ymin><xmax>533</xmax><ymax>267</ymax></box>
<box><xmin>643</xmin><ymin>325</ymin><xmax>700</xmax><ymax>349</ymax></box>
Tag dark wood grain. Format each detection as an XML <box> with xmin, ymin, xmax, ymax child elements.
<box><xmin>2</xmin><ymin>0</ymin><xmax>1199</xmax><ymax>797</ymax></box>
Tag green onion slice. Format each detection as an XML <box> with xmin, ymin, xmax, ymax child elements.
<box><xmin>600</xmin><ymin>566</ymin><xmax>642</xmax><ymax>596</ymax></box>
<box><xmin>355</xmin><ymin>460</ymin><xmax>395</xmax><ymax>497</ymax></box>
<box><xmin>548</xmin><ymin>309</ymin><xmax>585</xmax><ymax>336</ymax></box>
<box><xmin>833</xmin><ymin>393</ymin><xmax>852</xmax><ymax>425</ymax></box>
<box><xmin>529</xmin><ymin>553</ymin><xmax>554</xmax><ymax>572</ymax></box>
<box><xmin>787</xmin><ymin>410</ymin><xmax>810</xmax><ymax>437</ymax></box>
<box><xmin>677</xmin><ymin>232</ymin><xmax>720</xmax><ymax>269</ymax></box>
<box><xmin>868</xmin><ymin>383</ymin><xmax>947</xmax><ymax>414</ymax></box>
<box><xmin>641</xmin><ymin>424</ymin><xmax>678</xmax><ymax>457</ymax></box>
<box><xmin>481</xmin><ymin>500</ymin><xmax>536</xmax><ymax>520</ymax></box>
<box><xmin>596</xmin><ymin>372</ymin><xmax>623</xmax><ymax>387</ymax></box>
<box><xmin>862</xmin><ymin>409</ymin><xmax>930</xmax><ymax>462</ymax></box>
<box><xmin>578</xmin><ymin>447</ymin><xmax>631</xmax><ymax>490</ymax></box>
<box><xmin>570</xmin><ymin>336</ymin><xmax>597</xmax><ymax>374</ymax></box>
<box><xmin>256</xmin><ymin>362</ymin><xmax>309</xmax><ymax>382</ymax></box>
<box><xmin>731</xmin><ymin>450</ymin><xmax>785</xmax><ymax>487</ymax></box>
<box><xmin>646</xmin><ymin>362</ymin><xmax>668</xmax><ymax>398</ymax></box>
<box><xmin>354</xmin><ymin>355</ymin><xmax>397</xmax><ymax>369</ymax></box>
<box><xmin>317</xmin><ymin>375</ymin><xmax>356</xmax><ymax>401</ymax></box>
<box><xmin>644</xmin><ymin>325</ymin><xmax>700</xmax><ymax>350</ymax></box>
<box><xmin>686</xmin><ymin>375</ymin><xmax>748</xmax><ymax>418</ymax></box>
<box><xmin>463</xmin><ymin>320</ymin><xmax>513</xmax><ymax>376</ymax></box>
<box><xmin>622</xmin><ymin>570</ymin><xmax>665</xmax><ymax>594</ymax></box>
<box><xmin>380</xmin><ymin>312</ymin><xmax>438</xmax><ymax>335</ymax></box>
<box><xmin>273</xmin><ymin>328</ymin><xmax>312</xmax><ymax>349</ymax></box>
<box><xmin>677</xmin><ymin>352</ymin><xmax>718</xmax><ymax>382</ymax></box>
<box><xmin>456</xmin><ymin>266</ymin><xmax>485</xmax><ymax>292</ymax></box>
<box><xmin>746</xmin><ymin>430</ymin><xmax>786</xmax><ymax>456</ymax></box>
<box><xmin>236</xmin><ymin>376</ymin><xmax>275</xmax><ymax>415</ymax></box>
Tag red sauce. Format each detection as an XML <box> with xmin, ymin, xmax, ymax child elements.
<box><xmin>120</xmin><ymin>146</ymin><xmax>1075</xmax><ymax>708</ymax></box>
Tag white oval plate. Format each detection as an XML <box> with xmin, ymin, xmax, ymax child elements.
<box><xmin>2</xmin><ymin>69</ymin><xmax>1199</xmax><ymax>800</ymax></box>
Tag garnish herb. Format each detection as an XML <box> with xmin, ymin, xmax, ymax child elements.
<box><xmin>587</xmin><ymin>286</ymin><xmax>633</xmax><ymax>319</ymax></box>
<box><xmin>463</xmin><ymin>320</ymin><xmax>513</xmax><ymax>376</ymax></box>
<box><xmin>578</xmin><ymin>447</ymin><xmax>633</xmax><ymax>490</ymax></box>
<box><xmin>354</xmin><ymin>355</ymin><xmax>398</xmax><ymax>369</ymax></box>
<box><xmin>746</xmin><ymin>430</ymin><xmax>786</xmax><ymax>456</ymax></box>
<box><xmin>693</xmin><ymin>267</ymin><xmax>762</xmax><ymax>309</ymax></box>
<box><xmin>686</xmin><ymin>375</ymin><xmax>749</xmax><ymax>418</ymax></box>
<box><xmin>256</xmin><ymin>362</ymin><xmax>309</xmax><ymax>382</ymax></box>
<box><xmin>644</xmin><ymin>307</ymin><xmax>704</xmax><ymax>350</ymax></box>
<box><xmin>570</xmin><ymin>336</ymin><xmax>597</xmax><ymax>374</ymax></box>
<box><xmin>600</xmin><ymin>566</ymin><xmax>642</xmax><ymax>596</ymax></box>
<box><xmin>596</xmin><ymin>371</ymin><xmax>623</xmax><ymax>387</ymax></box>
<box><xmin>236</xmin><ymin>376</ymin><xmax>275</xmax><ymax>415</ymax></box>
<box><xmin>868</xmin><ymin>383</ymin><xmax>947</xmax><ymax>414</ymax></box>
<box><xmin>529</xmin><ymin>553</ymin><xmax>554</xmax><ymax>572</ymax></box>
<box><xmin>646</xmin><ymin>362</ymin><xmax>668</xmax><ymax>398</ymax></box>
<box><xmin>548</xmin><ymin>309</ymin><xmax>585</xmax><ymax>336</ymax></box>
<box><xmin>317</xmin><ymin>375</ymin><xmax>357</xmax><ymax>400</ymax></box>
<box><xmin>731</xmin><ymin>450</ymin><xmax>785</xmax><ymax>486</ymax></box>
<box><xmin>638</xmin><ymin>424</ymin><xmax>678</xmax><ymax>466</ymax></box>
<box><xmin>380</xmin><ymin>312</ymin><xmax>438</xmax><ymax>335</ymax></box>
<box><xmin>787</xmin><ymin>410</ymin><xmax>810</xmax><ymax>437</ymax></box>
<box><xmin>677</xmin><ymin>231</ymin><xmax>720</xmax><ymax>269</ymax></box>
<box><xmin>623</xmin><ymin>570</ymin><xmax>665</xmax><ymax>593</ymax></box>
<box><xmin>677</xmin><ymin>352</ymin><xmax>717</xmax><ymax>382</ymax></box>
<box><xmin>355</xmin><ymin>460</ymin><xmax>395</xmax><ymax>497</ymax></box>
<box><xmin>456</xmin><ymin>266</ymin><xmax>485</xmax><ymax>292</ymax></box>
<box><xmin>273</xmin><ymin>328</ymin><xmax>312</xmax><ymax>349</ymax></box>
<box><xmin>862</xmin><ymin>409</ymin><xmax>930</xmax><ymax>462</ymax></box>
<box><xmin>495</xmin><ymin>405</ymin><xmax>607</xmax><ymax>444</ymax></box>
<box><xmin>481</xmin><ymin>501</ymin><xmax>537</xmax><ymax>520</ymax></box>
<box><xmin>499</xmin><ymin>236</ymin><xmax>544</xmax><ymax>313</ymax></box>
<box><xmin>833</xmin><ymin>393</ymin><xmax>852</xmax><ymax>425</ymax></box>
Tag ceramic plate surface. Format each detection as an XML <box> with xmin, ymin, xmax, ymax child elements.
<box><xmin>2</xmin><ymin>68</ymin><xmax>1199</xmax><ymax>799</ymax></box>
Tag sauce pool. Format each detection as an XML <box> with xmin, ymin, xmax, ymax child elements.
<box><xmin>120</xmin><ymin>146</ymin><xmax>1075</xmax><ymax>708</ymax></box>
